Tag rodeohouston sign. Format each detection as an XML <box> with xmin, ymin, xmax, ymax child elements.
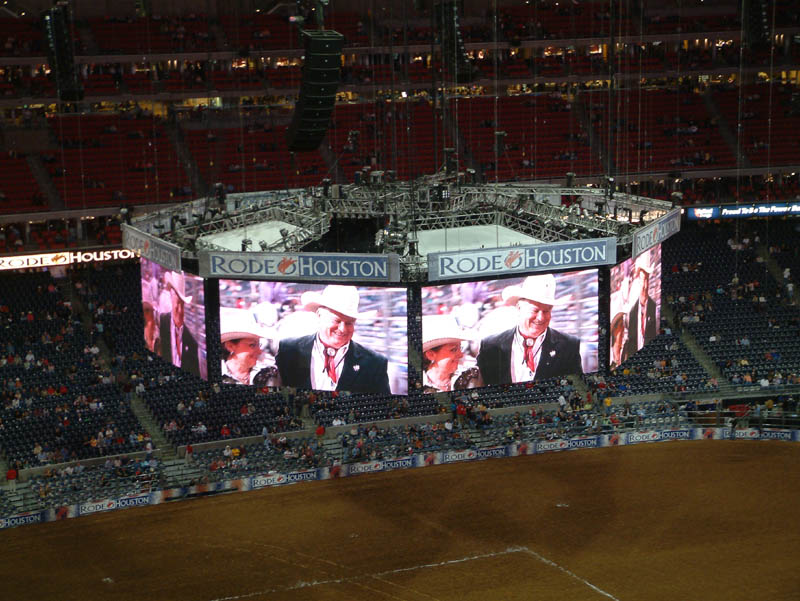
<box><xmin>427</xmin><ymin>237</ymin><xmax>617</xmax><ymax>281</ymax></box>
<box><xmin>199</xmin><ymin>251</ymin><xmax>401</xmax><ymax>282</ymax></box>
<box><xmin>122</xmin><ymin>224</ymin><xmax>182</xmax><ymax>272</ymax></box>
<box><xmin>632</xmin><ymin>207</ymin><xmax>681</xmax><ymax>258</ymax></box>
<box><xmin>0</xmin><ymin>248</ymin><xmax>136</xmax><ymax>271</ymax></box>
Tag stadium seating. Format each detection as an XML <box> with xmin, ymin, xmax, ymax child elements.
<box><xmin>0</xmin><ymin>153</ymin><xmax>45</xmax><ymax>213</ymax></box>
<box><xmin>664</xmin><ymin>223</ymin><xmax>800</xmax><ymax>387</ymax></box>
<box><xmin>29</xmin><ymin>456</ymin><xmax>163</xmax><ymax>508</ymax></box>
<box><xmin>184</xmin><ymin>123</ymin><xmax>329</xmax><ymax>192</ymax></box>
<box><xmin>455</xmin><ymin>95</ymin><xmax>601</xmax><ymax>180</ymax></box>
<box><xmin>45</xmin><ymin>113</ymin><xmax>190</xmax><ymax>208</ymax></box>
<box><xmin>712</xmin><ymin>83</ymin><xmax>800</xmax><ymax>167</ymax></box>
<box><xmin>587</xmin><ymin>88</ymin><xmax>736</xmax><ymax>174</ymax></box>
<box><xmin>88</xmin><ymin>15</ymin><xmax>217</xmax><ymax>54</ymax></box>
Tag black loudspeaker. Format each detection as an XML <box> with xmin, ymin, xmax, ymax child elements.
<box><xmin>286</xmin><ymin>29</ymin><xmax>344</xmax><ymax>152</ymax></box>
<box><xmin>42</xmin><ymin>1</ymin><xmax>83</xmax><ymax>102</ymax></box>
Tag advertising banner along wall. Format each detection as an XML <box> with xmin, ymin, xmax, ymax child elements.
<box><xmin>3</xmin><ymin>427</ymin><xmax>799</xmax><ymax>530</ymax></box>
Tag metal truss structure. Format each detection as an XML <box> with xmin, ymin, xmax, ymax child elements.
<box><xmin>130</xmin><ymin>174</ymin><xmax>673</xmax><ymax>278</ymax></box>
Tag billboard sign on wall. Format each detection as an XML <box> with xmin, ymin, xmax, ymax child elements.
<box><xmin>200</xmin><ymin>251</ymin><xmax>400</xmax><ymax>282</ymax></box>
<box><xmin>427</xmin><ymin>238</ymin><xmax>616</xmax><ymax>281</ymax></box>
<box><xmin>122</xmin><ymin>224</ymin><xmax>182</xmax><ymax>272</ymax></box>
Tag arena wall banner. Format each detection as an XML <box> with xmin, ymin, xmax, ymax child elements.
<box><xmin>122</xmin><ymin>224</ymin><xmax>182</xmax><ymax>272</ymax></box>
<box><xmin>3</xmin><ymin>427</ymin><xmax>799</xmax><ymax>529</ymax></box>
<box><xmin>427</xmin><ymin>238</ymin><xmax>616</xmax><ymax>281</ymax></box>
<box><xmin>0</xmin><ymin>248</ymin><xmax>136</xmax><ymax>272</ymax></box>
<box><xmin>199</xmin><ymin>251</ymin><xmax>401</xmax><ymax>282</ymax></box>
<box><xmin>632</xmin><ymin>207</ymin><xmax>681</xmax><ymax>258</ymax></box>
<box><xmin>686</xmin><ymin>202</ymin><xmax>800</xmax><ymax>220</ymax></box>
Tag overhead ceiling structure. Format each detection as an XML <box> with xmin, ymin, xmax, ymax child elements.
<box><xmin>130</xmin><ymin>174</ymin><xmax>673</xmax><ymax>279</ymax></box>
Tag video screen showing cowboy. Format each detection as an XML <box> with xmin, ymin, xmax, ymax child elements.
<box><xmin>218</xmin><ymin>281</ymin><xmax>408</xmax><ymax>395</ymax></box>
<box><xmin>140</xmin><ymin>258</ymin><xmax>207</xmax><ymax>379</ymax></box>
<box><xmin>609</xmin><ymin>245</ymin><xmax>662</xmax><ymax>370</ymax></box>
<box><xmin>422</xmin><ymin>269</ymin><xmax>598</xmax><ymax>389</ymax></box>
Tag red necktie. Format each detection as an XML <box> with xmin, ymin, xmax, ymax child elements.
<box><xmin>175</xmin><ymin>327</ymin><xmax>182</xmax><ymax>361</ymax></box>
<box><xmin>523</xmin><ymin>337</ymin><xmax>537</xmax><ymax>373</ymax></box>
<box><xmin>641</xmin><ymin>309</ymin><xmax>646</xmax><ymax>338</ymax></box>
<box><xmin>323</xmin><ymin>346</ymin><xmax>338</xmax><ymax>383</ymax></box>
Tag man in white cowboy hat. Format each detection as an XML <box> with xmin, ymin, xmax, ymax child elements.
<box><xmin>220</xmin><ymin>309</ymin><xmax>281</xmax><ymax>387</ymax></box>
<box><xmin>275</xmin><ymin>285</ymin><xmax>390</xmax><ymax>393</ymax></box>
<box><xmin>477</xmin><ymin>273</ymin><xmax>583</xmax><ymax>384</ymax></box>
<box><xmin>159</xmin><ymin>270</ymin><xmax>200</xmax><ymax>377</ymax></box>
<box><xmin>627</xmin><ymin>252</ymin><xmax>658</xmax><ymax>356</ymax></box>
<box><xmin>421</xmin><ymin>314</ymin><xmax>482</xmax><ymax>393</ymax></box>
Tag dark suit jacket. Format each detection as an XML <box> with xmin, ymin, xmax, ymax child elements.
<box><xmin>477</xmin><ymin>327</ymin><xmax>583</xmax><ymax>385</ymax></box>
<box><xmin>160</xmin><ymin>313</ymin><xmax>200</xmax><ymax>377</ymax></box>
<box><xmin>627</xmin><ymin>296</ymin><xmax>658</xmax><ymax>356</ymax></box>
<box><xmin>276</xmin><ymin>334</ymin><xmax>391</xmax><ymax>394</ymax></box>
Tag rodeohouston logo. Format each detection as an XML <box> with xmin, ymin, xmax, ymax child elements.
<box><xmin>441</xmin><ymin>449</ymin><xmax>478</xmax><ymax>463</ymax></box>
<box><xmin>116</xmin><ymin>495</ymin><xmax>150</xmax><ymax>508</ymax></box>
<box><xmin>286</xmin><ymin>470</ymin><xmax>317</xmax><ymax>483</ymax></box>
<box><xmin>760</xmin><ymin>430</ymin><xmax>793</xmax><ymax>441</ymax></box>
<box><xmin>206</xmin><ymin>253</ymin><xmax>391</xmax><ymax>281</ymax></box>
<box><xmin>0</xmin><ymin>249</ymin><xmax>136</xmax><ymax>271</ymax></box>
<box><xmin>0</xmin><ymin>513</ymin><xmax>42</xmax><ymax>528</ymax></box>
<box><xmin>431</xmin><ymin>238</ymin><xmax>616</xmax><ymax>280</ymax></box>
<box><xmin>252</xmin><ymin>474</ymin><xmax>287</xmax><ymax>488</ymax></box>
<box><xmin>383</xmin><ymin>457</ymin><xmax>414</xmax><ymax>469</ymax></box>
<box><xmin>627</xmin><ymin>431</ymin><xmax>662</xmax><ymax>444</ymax></box>
<box><xmin>348</xmin><ymin>461</ymin><xmax>384</xmax><ymax>475</ymax></box>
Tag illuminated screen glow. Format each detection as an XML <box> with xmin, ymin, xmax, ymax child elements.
<box><xmin>218</xmin><ymin>281</ymin><xmax>408</xmax><ymax>395</ymax></box>
<box><xmin>421</xmin><ymin>269</ymin><xmax>598</xmax><ymax>392</ymax></box>
<box><xmin>140</xmin><ymin>258</ymin><xmax>208</xmax><ymax>380</ymax></box>
<box><xmin>609</xmin><ymin>244</ymin><xmax>662</xmax><ymax>370</ymax></box>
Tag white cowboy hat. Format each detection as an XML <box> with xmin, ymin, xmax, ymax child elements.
<box><xmin>301</xmin><ymin>285</ymin><xmax>363</xmax><ymax>319</ymax></box>
<box><xmin>422</xmin><ymin>315</ymin><xmax>474</xmax><ymax>352</ymax></box>
<box><xmin>220</xmin><ymin>308</ymin><xmax>267</xmax><ymax>343</ymax></box>
<box><xmin>164</xmin><ymin>271</ymin><xmax>193</xmax><ymax>304</ymax></box>
<box><xmin>502</xmin><ymin>273</ymin><xmax>561</xmax><ymax>306</ymax></box>
<box><xmin>634</xmin><ymin>253</ymin><xmax>654</xmax><ymax>275</ymax></box>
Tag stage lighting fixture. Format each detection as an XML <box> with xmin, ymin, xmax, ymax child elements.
<box><xmin>241</xmin><ymin>239</ymin><xmax>252</xmax><ymax>251</ymax></box>
<box><xmin>214</xmin><ymin>182</ymin><xmax>226</xmax><ymax>206</ymax></box>
<box><xmin>259</xmin><ymin>241</ymin><xmax>268</xmax><ymax>251</ymax></box>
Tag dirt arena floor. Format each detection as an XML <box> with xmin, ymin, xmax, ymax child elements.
<box><xmin>3</xmin><ymin>440</ymin><xmax>799</xmax><ymax>601</ymax></box>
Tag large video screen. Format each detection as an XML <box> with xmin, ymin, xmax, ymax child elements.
<box><xmin>140</xmin><ymin>258</ymin><xmax>208</xmax><ymax>380</ymax></box>
<box><xmin>218</xmin><ymin>281</ymin><xmax>408</xmax><ymax>395</ymax></box>
<box><xmin>421</xmin><ymin>269</ymin><xmax>598</xmax><ymax>392</ymax></box>
<box><xmin>609</xmin><ymin>244</ymin><xmax>662</xmax><ymax>370</ymax></box>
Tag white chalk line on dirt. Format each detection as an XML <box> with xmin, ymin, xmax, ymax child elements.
<box><xmin>206</xmin><ymin>544</ymin><xmax>621</xmax><ymax>601</ymax></box>
<box><xmin>206</xmin><ymin>547</ymin><xmax>523</xmax><ymax>601</ymax></box>
<box><xmin>517</xmin><ymin>546</ymin><xmax>622</xmax><ymax>601</ymax></box>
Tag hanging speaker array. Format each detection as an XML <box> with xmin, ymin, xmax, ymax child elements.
<box><xmin>286</xmin><ymin>29</ymin><xmax>345</xmax><ymax>152</ymax></box>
